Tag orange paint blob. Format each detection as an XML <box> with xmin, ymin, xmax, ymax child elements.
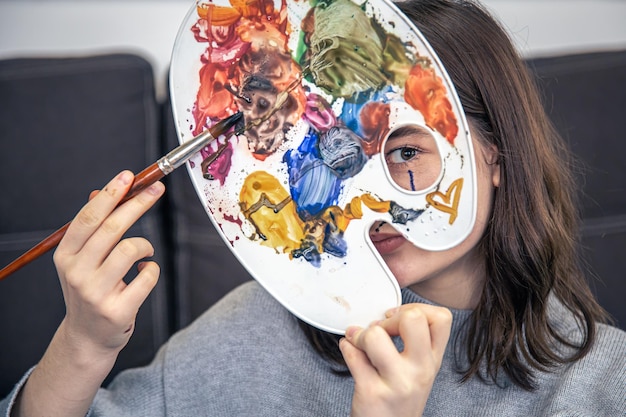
<box><xmin>404</xmin><ymin>64</ymin><xmax>458</xmax><ymax>145</ymax></box>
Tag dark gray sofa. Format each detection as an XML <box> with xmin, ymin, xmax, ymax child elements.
<box><xmin>0</xmin><ymin>50</ymin><xmax>624</xmax><ymax>397</ymax></box>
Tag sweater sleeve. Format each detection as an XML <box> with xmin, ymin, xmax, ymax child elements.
<box><xmin>0</xmin><ymin>367</ymin><xmax>35</xmax><ymax>417</ymax></box>
<box><xmin>0</xmin><ymin>320</ymin><xmax>170</xmax><ymax>417</ymax></box>
<box><xmin>0</xmin><ymin>337</ymin><xmax>169</xmax><ymax>417</ymax></box>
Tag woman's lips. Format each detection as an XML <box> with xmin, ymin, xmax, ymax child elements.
<box><xmin>369</xmin><ymin>233</ymin><xmax>406</xmax><ymax>255</ymax></box>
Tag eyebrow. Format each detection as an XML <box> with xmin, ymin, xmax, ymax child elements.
<box><xmin>387</xmin><ymin>125</ymin><xmax>432</xmax><ymax>142</ymax></box>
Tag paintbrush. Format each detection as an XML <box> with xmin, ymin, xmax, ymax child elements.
<box><xmin>0</xmin><ymin>111</ymin><xmax>243</xmax><ymax>281</ymax></box>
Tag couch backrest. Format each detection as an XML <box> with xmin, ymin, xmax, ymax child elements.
<box><xmin>527</xmin><ymin>50</ymin><xmax>626</xmax><ymax>329</ymax></box>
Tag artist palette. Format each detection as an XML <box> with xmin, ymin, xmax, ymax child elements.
<box><xmin>169</xmin><ymin>0</ymin><xmax>476</xmax><ymax>334</ymax></box>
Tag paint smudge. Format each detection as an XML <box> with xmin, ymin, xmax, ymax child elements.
<box><xmin>389</xmin><ymin>201</ymin><xmax>424</xmax><ymax>225</ymax></box>
<box><xmin>283</xmin><ymin>130</ymin><xmax>343</xmax><ymax>219</ymax></box>
<box><xmin>200</xmin><ymin>138</ymin><xmax>233</xmax><ymax>185</ymax></box>
<box><xmin>223</xmin><ymin>213</ymin><xmax>242</xmax><ymax>227</ymax></box>
<box><xmin>303</xmin><ymin>93</ymin><xmax>337</xmax><ymax>132</ymax></box>
<box><xmin>408</xmin><ymin>170</ymin><xmax>416</xmax><ymax>191</ymax></box>
<box><xmin>330</xmin><ymin>295</ymin><xmax>352</xmax><ymax>312</ymax></box>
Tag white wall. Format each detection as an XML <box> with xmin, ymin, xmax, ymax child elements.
<box><xmin>1</xmin><ymin>0</ymin><xmax>625</xmax><ymax>99</ymax></box>
<box><xmin>0</xmin><ymin>1</ymin><xmax>190</xmax><ymax>98</ymax></box>
<box><xmin>482</xmin><ymin>1</ymin><xmax>626</xmax><ymax>57</ymax></box>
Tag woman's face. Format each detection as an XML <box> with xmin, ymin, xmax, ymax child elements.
<box><xmin>370</xmin><ymin>127</ymin><xmax>499</xmax><ymax>309</ymax></box>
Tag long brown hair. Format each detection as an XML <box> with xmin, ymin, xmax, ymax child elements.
<box><xmin>299</xmin><ymin>0</ymin><xmax>609</xmax><ymax>390</ymax></box>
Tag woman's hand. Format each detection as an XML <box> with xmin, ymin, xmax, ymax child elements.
<box><xmin>339</xmin><ymin>303</ymin><xmax>453</xmax><ymax>417</ymax></box>
<box><xmin>14</xmin><ymin>170</ymin><xmax>165</xmax><ymax>417</ymax></box>
<box><xmin>55</xmin><ymin>170</ymin><xmax>164</xmax><ymax>357</ymax></box>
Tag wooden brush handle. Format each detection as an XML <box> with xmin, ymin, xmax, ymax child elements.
<box><xmin>0</xmin><ymin>163</ymin><xmax>164</xmax><ymax>281</ymax></box>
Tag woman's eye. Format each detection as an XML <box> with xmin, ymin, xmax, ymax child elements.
<box><xmin>382</xmin><ymin>125</ymin><xmax>442</xmax><ymax>192</ymax></box>
<box><xmin>386</xmin><ymin>147</ymin><xmax>421</xmax><ymax>164</ymax></box>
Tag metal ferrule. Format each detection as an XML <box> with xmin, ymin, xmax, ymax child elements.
<box><xmin>158</xmin><ymin>129</ymin><xmax>215</xmax><ymax>174</ymax></box>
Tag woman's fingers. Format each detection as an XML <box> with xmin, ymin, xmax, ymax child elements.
<box><xmin>97</xmin><ymin>237</ymin><xmax>154</xmax><ymax>293</ymax></box>
<box><xmin>378</xmin><ymin>304</ymin><xmax>453</xmax><ymax>364</ymax></box>
<box><xmin>79</xmin><ymin>180</ymin><xmax>165</xmax><ymax>268</ymax></box>
<box><xmin>88</xmin><ymin>190</ymin><xmax>100</xmax><ymax>201</ymax></box>
<box><xmin>58</xmin><ymin>171</ymin><xmax>135</xmax><ymax>255</ymax></box>
<box><xmin>54</xmin><ymin>172</ymin><xmax>165</xmax><ymax>315</ymax></box>
<box><xmin>342</xmin><ymin>303</ymin><xmax>453</xmax><ymax>381</ymax></box>
<box><xmin>422</xmin><ymin>306</ymin><xmax>454</xmax><ymax>357</ymax></box>
<box><xmin>339</xmin><ymin>334</ymin><xmax>378</xmax><ymax>381</ymax></box>
<box><xmin>125</xmin><ymin>261</ymin><xmax>160</xmax><ymax>303</ymax></box>
<box><xmin>344</xmin><ymin>324</ymin><xmax>403</xmax><ymax>377</ymax></box>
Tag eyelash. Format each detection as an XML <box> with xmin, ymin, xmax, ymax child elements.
<box><xmin>385</xmin><ymin>145</ymin><xmax>424</xmax><ymax>165</ymax></box>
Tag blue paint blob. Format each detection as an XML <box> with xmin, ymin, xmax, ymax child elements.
<box><xmin>283</xmin><ymin>130</ymin><xmax>342</xmax><ymax>219</ymax></box>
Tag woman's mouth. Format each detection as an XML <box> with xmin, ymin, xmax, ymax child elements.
<box><xmin>369</xmin><ymin>233</ymin><xmax>406</xmax><ymax>255</ymax></box>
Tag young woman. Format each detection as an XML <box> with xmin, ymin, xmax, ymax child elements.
<box><xmin>2</xmin><ymin>0</ymin><xmax>624</xmax><ymax>416</ymax></box>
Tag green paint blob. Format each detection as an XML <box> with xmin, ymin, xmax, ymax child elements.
<box><xmin>308</xmin><ymin>0</ymin><xmax>387</xmax><ymax>98</ymax></box>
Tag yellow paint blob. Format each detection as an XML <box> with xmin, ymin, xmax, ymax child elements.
<box><xmin>239</xmin><ymin>171</ymin><xmax>305</xmax><ymax>254</ymax></box>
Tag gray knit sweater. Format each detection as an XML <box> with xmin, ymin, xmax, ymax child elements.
<box><xmin>2</xmin><ymin>280</ymin><xmax>625</xmax><ymax>416</ymax></box>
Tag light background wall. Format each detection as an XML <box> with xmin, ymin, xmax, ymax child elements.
<box><xmin>1</xmin><ymin>1</ymin><xmax>625</xmax><ymax>98</ymax></box>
